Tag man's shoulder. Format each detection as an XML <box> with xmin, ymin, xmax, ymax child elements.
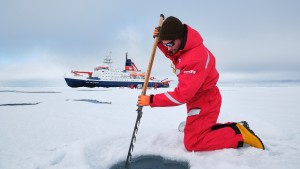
<box><xmin>177</xmin><ymin>48</ymin><xmax>212</xmax><ymax>70</ymax></box>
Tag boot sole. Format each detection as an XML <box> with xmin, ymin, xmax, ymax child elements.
<box><xmin>240</xmin><ymin>121</ymin><xmax>265</xmax><ymax>150</ymax></box>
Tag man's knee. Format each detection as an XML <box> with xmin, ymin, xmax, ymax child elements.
<box><xmin>184</xmin><ymin>141</ymin><xmax>194</xmax><ymax>152</ymax></box>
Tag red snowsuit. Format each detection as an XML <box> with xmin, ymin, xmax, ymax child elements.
<box><xmin>150</xmin><ymin>25</ymin><xmax>243</xmax><ymax>151</ymax></box>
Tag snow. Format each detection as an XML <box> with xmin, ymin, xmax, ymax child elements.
<box><xmin>1</xmin><ymin>85</ymin><xmax>300</xmax><ymax>169</ymax></box>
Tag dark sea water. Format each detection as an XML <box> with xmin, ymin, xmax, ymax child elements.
<box><xmin>109</xmin><ymin>155</ymin><xmax>190</xmax><ymax>169</ymax></box>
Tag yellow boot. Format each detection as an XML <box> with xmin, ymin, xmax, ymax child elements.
<box><xmin>236</xmin><ymin>121</ymin><xmax>265</xmax><ymax>150</ymax></box>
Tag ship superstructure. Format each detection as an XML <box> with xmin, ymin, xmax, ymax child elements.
<box><xmin>64</xmin><ymin>52</ymin><xmax>170</xmax><ymax>88</ymax></box>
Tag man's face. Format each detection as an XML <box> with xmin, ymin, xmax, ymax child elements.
<box><xmin>162</xmin><ymin>39</ymin><xmax>182</xmax><ymax>55</ymax></box>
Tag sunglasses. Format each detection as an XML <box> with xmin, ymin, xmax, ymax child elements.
<box><xmin>162</xmin><ymin>40</ymin><xmax>175</xmax><ymax>47</ymax></box>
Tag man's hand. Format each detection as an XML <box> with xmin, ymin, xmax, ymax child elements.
<box><xmin>138</xmin><ymin>95</ymin><xmax>150</xmax><ymax>106</ymax></box>
<box><xmin>153</xmin><ymin>27</ymin><xmax>160</xmax><ymax>38</ymax></box>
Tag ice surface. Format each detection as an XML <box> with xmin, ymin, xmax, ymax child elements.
<box><xmin>1</xmin><ymin>85</ymin><xmax>300</xmax><ymax>169</ymax></box>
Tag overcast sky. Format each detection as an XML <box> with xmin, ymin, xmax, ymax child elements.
<box><xmin>1</xmin><ymin>0</ymin><xmax>300</xmax><ymax>85</ymax></box>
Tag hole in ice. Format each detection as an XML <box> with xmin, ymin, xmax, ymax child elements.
<box><xmin>109</xmin><ymin>155</ymin><xmax>190</xmax><ymax>169</ymax></box>
<box><xmin>72</xmin><ymin>99</ymin><xmax>111</xmax><ymax>104</ymax></box>
<box><xmin>0</xmin><ymin>102</ymin><xmax>41</xmax><ymax>106</ymax></box>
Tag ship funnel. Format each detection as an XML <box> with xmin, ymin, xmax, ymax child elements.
<box><xmin>125</xmin><ymin>52</ymin><xmax>139</xmax><ymax>71</ymax></box>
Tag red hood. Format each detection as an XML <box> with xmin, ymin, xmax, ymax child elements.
<box><xmin>163</xmin><ymin>24</ymin><xmax>204</xmax><ymax>62</ymax></box>
<box><xmin>182</xmin><ymin>24</ymin><xmax>203</xmax><ymax>51</ymax></box>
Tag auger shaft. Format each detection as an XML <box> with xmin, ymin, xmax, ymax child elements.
<box><xmin>125</xmin><ymin>14</ymin><xmax>164</xmax><ymax>168</ymax></box>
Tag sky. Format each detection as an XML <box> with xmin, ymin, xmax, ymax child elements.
<box><xmin>0</xmin><ymin>0</ymin><xmax>300</xmax><ymax>85</ymax></box>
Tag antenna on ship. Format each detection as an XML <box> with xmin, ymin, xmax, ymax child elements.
<box><xmin>104</xmin><ymin>51</ymin><xmax>113</xmax><ymax>68</ymax></box>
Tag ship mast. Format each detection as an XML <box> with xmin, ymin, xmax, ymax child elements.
<box><xmin>103</xmin><ymin>51</ymin><xmax>113</xmax><ymax>68</ymax></box>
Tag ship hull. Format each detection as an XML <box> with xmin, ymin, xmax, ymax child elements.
<box><xmin>64</xmin><ymin>78</ymin><xmax>169</xmax><ymax>88</ymax></box>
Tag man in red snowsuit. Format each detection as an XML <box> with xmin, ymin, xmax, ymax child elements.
<box><xmin>138</xmin><ymin>16</ymin><xmax>265</xmax><ymax>151</ymax></box>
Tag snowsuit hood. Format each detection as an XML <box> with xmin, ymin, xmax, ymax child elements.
<box><xmin>162</xmin><ymin>24</ymin><xmax>204</xmax><ymax>62</ymax></box>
